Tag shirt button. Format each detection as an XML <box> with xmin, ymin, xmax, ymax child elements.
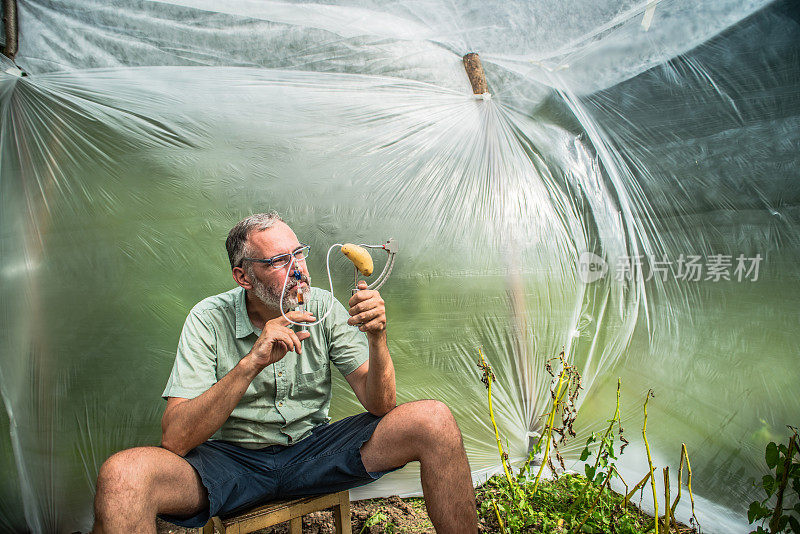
<box><xmin>278</xmin><ymin>372</ymin><xmax>283</xmax><ymax>377</ymax></box>
<box><xmin>278</xmin><ymin>402</ymin><xmax>283</xmax><ymax>406</ymax></box>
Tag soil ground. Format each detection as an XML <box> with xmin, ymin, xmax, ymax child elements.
<box><xmin>156</xmin><ymin>493</ymin><xmax>495</xmax><ymax>534</ymax></box>
<box><xmin>155</xmin><ymin>480</ymin><xmax>695</xmax><ymax>533</ymax></box>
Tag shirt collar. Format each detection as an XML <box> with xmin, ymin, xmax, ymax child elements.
<box><xmin>234</xmin><ymin>286</ymin><xmax>258</xmax><ymax>338</ymax></box>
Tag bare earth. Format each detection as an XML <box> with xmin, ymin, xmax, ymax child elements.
<box><xmin>156</xmin><ymin>494</ymin><xmax>495</xmax><ymax>533</ymax></box>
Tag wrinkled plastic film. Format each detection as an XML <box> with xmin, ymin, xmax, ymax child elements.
<box><xmin>1</xmin><ymin>1</ymin><xmax>798</xmax><ymax>532</ymax></box>
<box><xmin>0</xmin><ymin>61</ymin><xmax>645</xmax><ymax>529</ymax></box>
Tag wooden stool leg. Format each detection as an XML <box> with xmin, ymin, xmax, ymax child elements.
<box><xmin>334</xmin><ymin>491</ymin><xmax>352</xmax><ymax>534</ymax></box>
<box><xmin>289</xmin><ymin>516</ymin><xmax>302</xmax><ymax>534</ymax></box>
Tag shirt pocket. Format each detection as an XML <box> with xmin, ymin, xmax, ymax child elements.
<box><xmin>296</xmin><ymin>366</ymin><xmax>331</xmax><ymax>408</ymax></box>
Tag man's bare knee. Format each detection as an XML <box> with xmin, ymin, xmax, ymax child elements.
<box><xmin>98</xmin><ymin>448</ymin><xmax>152</xmax><ymax>485</ymax></box>
<box><xmin>95</xmin><ymin>448</ymin><xmax>158</xmax><ymax>513</ymax></box>
<box><xmin>94</xmin><ymin>446</ymin><xmax>207</xmax><ymax>527</ymax></box>
<box><xmin>405</xmin><ymin>400</ymin><xmax>462</xmax><ymax>449</ymax></box>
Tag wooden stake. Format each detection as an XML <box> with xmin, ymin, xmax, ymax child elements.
<box><xmin>2</xmin><ymin>0</ymin><xmax>19</xmax><ymax>60</ymax></box>
<box><xmin>462</xmin><ymin>53</ymin><xmax>488</xmax><ymax>94</ymax></box>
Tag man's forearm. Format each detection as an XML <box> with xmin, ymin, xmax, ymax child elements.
<box><xmin>363</xmin><ymin>332</ymin><xmax>396</xmax><ymax>415</ymax></box>
<box><xmin>161</xmin><ymin>356</ymin><xmax>261</xmax><ymax>456</ymax></box>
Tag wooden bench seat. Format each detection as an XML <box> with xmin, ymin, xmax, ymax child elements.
<box><xmin>197</xmin><ymin>490</ymin><xmax>351</xmax><ymax>534</ymax></box>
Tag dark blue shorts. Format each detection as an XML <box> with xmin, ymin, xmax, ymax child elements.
<box><xmin>160</xmin><ymin>412</ymin><xmax>403</xmax><ymax>528</ymax></box>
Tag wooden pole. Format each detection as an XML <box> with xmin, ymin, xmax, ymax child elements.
<box><xmin>2</xmin><ymin>0</ymin><xmax>19</xmax><ymax>60</ymax></box>
<box><xmin>462</xmin><ymin>52</ymin><xmax>488</xmax><ymax>94</ymax></box>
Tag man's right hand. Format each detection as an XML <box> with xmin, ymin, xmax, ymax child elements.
<box><xmin>162</xmin><ymin>310</ymin><xmax>316</xmax><ymax>456</ymax></box>
<box><xmin>245</xmin><ymin>311</ymin><xmax>315</xmax><ymax>373</ymax></box>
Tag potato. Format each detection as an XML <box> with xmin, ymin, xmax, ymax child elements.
<box><xmin>341</xmin><ymin>243</ymin><xmax>374</xmax><ymax>276</ymax></box>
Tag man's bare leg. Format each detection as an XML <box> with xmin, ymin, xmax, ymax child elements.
<box><xmin>92</xmin><ymin>446</ymin><xmax>208</xmax><ymax>534</ymax></box>
<box><xmin>359</xmin><ymin>400</ymin><xmax>478</xmax><ymax>533</ymax></box>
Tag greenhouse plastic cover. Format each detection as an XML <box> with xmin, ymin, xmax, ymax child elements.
<box><xmin>1</xmin><ymin>0</ymin><xmax>799</xmax><ymax>532</ymax></box>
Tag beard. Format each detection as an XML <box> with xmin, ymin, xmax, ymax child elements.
<box><xmin>248</xmin><ymin>268</ymin><xmax>311</xmax><ymax>312</ymax></box>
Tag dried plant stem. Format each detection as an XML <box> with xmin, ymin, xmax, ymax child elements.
<box><xmin>671</xmin><ymin>443</ymin><xmax>699</xmax><ymax>530</ymax></box>
<box><xmin>624</xmin><ymin>471</ymin><xmax>652</xmax><ymax>507</ymax></box>
<box><xmin>491</xmin><ymin>499</ymin><xmax>507</xmax><ymax>534</ymax></box>
<box><xmin>684</xmin><ymin>444</ymin><xmax>699</xmax><ymax>528</ymax></box>
<box><xmin>532</xmin><ymin>366</ymin><xmax>569</xmax><ymax>494</ymax></box>
<box><xmin>668</xmin><ymin>456</ymin><xmax>680</xmax><ymax>532</ymax></box>
<box><xmin>478</xmin><ymin>349</ymin><xmax>527</xmax><ymax>524</ymax></box>
<box><xmin>479</xmin><ymin>349</ymin><xmax>514</xmax><ymax>488</ymax></box>
<box><xmin>663</xmin><ymin>467</ymin><xmax>671</xmax><ymax>533</ymax></box>
<box><xmin>643</xmin><ymin>390</ymin><xmax>658</xmax><ymax>534</ymax></box>
<box><xmin>671</xmin><ymin>445</ymin><xmax>685</xmax><ymax>518</ymax></box>
<box><xmin>611</xmin><ymin>465</ymin><xmax>629</xmax><ymax>509</ymax></box>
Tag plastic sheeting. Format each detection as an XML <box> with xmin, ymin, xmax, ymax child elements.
<box><xmin>1</xmin><ymin>0</ymin><xmax>798</xmax><ymax>532</ymax></box>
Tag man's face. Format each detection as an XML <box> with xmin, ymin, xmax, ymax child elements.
<box><xmin>243</xmin><ymin>222</ymin><xmax>311</xmax><ymax>311</ymax></box>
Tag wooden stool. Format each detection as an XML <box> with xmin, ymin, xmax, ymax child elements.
<box><xmin>197</xmin><ymin>490</ymin><xmax>352</xmax><ymax>534</ymax></box>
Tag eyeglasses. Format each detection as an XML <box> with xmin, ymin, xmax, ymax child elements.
<box><xmin>241</xmin><ymin>244</ymin><xmax>311</xmax><ymax>269</ymax></box>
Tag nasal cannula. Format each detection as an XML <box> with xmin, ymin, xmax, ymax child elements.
<box><xmin>279</xmin><ymin>239</ymin><xmax>398</xmax><ymax>328</ymax></box>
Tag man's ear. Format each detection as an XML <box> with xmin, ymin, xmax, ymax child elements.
<box><xmin>232</xmin><ymin>266</ymin><xmax>252</xmax><ymax>289</ymax></box>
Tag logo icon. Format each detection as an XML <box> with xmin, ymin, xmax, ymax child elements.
<box><xmin>577</xmin><ymin>252</ymin><xmax>608</xmax><ymax>283</ymax></box>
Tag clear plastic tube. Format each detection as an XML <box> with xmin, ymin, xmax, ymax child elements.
<box><xmin>279</xmin><ymin>243</ymin><xmax>342</xmax><ymax>327</ymax></box>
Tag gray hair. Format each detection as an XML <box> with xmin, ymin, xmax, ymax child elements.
<box><xmin>226</xmin><ymin>211</ymin><xmax>284</xmax><ymax>269</ymax></box>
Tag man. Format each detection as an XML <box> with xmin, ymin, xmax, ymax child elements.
<box><xmin>92</xmin><ymin>212</ymin><xmax>478</xmax><ymax>533</ymax></box>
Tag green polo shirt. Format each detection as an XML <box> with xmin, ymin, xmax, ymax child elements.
<box><xmin>162</xmin><ymin>286</ymin><xmax>368</xmax><ymax>448</ymax></box>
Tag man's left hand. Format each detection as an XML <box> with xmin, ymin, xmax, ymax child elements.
<box><xmin>348</xmin><ymin>281</ymin><xmax>386</xmax><ymax>336</ymax></box>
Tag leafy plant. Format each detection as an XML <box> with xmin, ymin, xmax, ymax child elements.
<box><xmin>569</xmin><ymin>379</ymin><xmax>630</xmax><ymax>531</ymax></box>
<box><xmin>359</xmin><ymin>511</ymin><xmax>388</xmax><ymax>534</ymax></box>
<box><xmin>748</xmin><ymin>426</ymin><xmax>800</xmax><ymax>534</ymax></box>
<box><xmin>477</xmin><ymin>347</ymin><xmax>701</xmax><ymax>533</ymax></box>
<box><xmin>476</xmin><ymin>471</ymin><xmax>664</xmax><ymax>534</ymax></box>
<box><xmin>577</xmin><ymin>380</ymin><xmax>627</xmax><ymax>489</ymax></box>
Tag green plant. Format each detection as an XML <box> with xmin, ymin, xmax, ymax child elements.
<box><xmin>748</xmin><ymin>426</ymin><xmax>800</xmax><ymax>534</ymax></box>
<box><xmin>476</xmin><ymin>471</ymin><xmax>664</xmax><ymax>534</ymax></box>
<box><xmin>575</xmin><ymin>380</ymin><xmax>628</xmax><ymax>492</ymax></box>
<box><xmin>359</xmin><ymin>511</ymin><xmax>388</xmax><ymax>534</ymax></box>
<box><xmin>477</xmin><ymin>348</ymin><xmax>701</xmax><ymax>533</ymax></box>
<box><xmin>478</xmin><ymin>348</ymin><xmax>532</xmax><ymax>531</ymax></box>
<box><xmin>570</xmin><ymin>379</ymin><xmax>630</xmax><ymax>532</ymax></box>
